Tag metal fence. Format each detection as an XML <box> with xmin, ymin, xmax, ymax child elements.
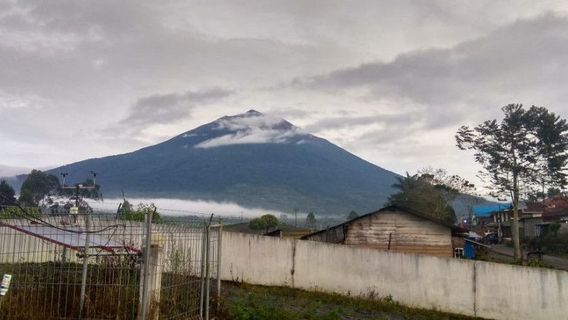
<box><xmin>0</xmin><ymin>208</ymin><xmax>221</xmax><ymax>320</ymax></box>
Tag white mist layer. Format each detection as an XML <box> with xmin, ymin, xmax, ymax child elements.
<box><xmin>86</xmin><ymin>197</ymin><xmax>293</xmax><ymax>219</ymax></box>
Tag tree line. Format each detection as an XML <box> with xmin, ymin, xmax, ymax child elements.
<box><xmin>0</xmin><ymin>169</ymin><xmax>102</xmax><ymax>208</ymax></box>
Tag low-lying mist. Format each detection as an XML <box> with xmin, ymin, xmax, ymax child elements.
<box><xmin>86</xmin><ymin>197</ymin><xmax>293</xmax><ymax>219</ymax></box>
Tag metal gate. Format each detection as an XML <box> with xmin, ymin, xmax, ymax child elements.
<box><xmin>0</xmin><ymin>208</ymin><xmax>221</xmax><ymax>320</ymax></box>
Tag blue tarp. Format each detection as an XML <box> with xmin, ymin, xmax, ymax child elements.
<box><xmin>473</xmin><ymin>203</ymin><xmax>511</xmax><ymax>217</ymax></box>
<box><xmin>464</xmin><ymin>241</ymin><xmax>476</xmax><ymax>259</ymax></box>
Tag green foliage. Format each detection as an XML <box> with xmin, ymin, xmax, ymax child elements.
<box><xmin>0</xmin><ymin>206</ymin><xmax>41</xmax><ymax>219</ymax></box>
<box><xmin>527</xmin><ymin>258</ymin><xmax>546</xmax><ymax>268</ymax></box>
<box><xmin>248</xmin><ymin>218</ymin><xmax>265</xmax><ymax>230</ymax></box>
<box><xmin>387</xmin><ymin>173</ymin><xmax>456</xmax><ymax>224</ymax></box>
<box><xmin>248</xmin><ymin>214</ymin><xmax>279</xmax><ymax>232</ymax></box>
<box><xmin>18</xmin><ymin>170</ymin><xmax>60</xmax><ymax>206</ymax></box>
<box><xmin>222</xmin><ymin>283</ymin><xmax>482</xmax><ymax>320</ymax></box>
<box><xmin>117</xmin><ymin>202</ymin><xmax>162</xmax><ymax>223</ymax></box>
<box><xmin>456</xmin><ymin>104</ymin><xmax>568</xmax><ymax>260</ymax></box>
<box><xmin>0</xmin><ymin>180</ymin><xmax>16</xmax><ymax>206</ymax></box>
<box><xmin>547</xmin><ymin>187</ymin><xmax>562</xmax><ymax>197</ymax></box>
<box><xmin>169</xmin><ymin>249</ymin><xmax>188</xmax><ymax>274</ymax></box>
<box><xmin>456</xmin><ymin>105</ymin><xmax>568</xmax><ymax>195</ymax></box>
<box><xmin>417</xmin><ymin>167</ymin><xmax>477</xmax><ymax>198</ymax></box>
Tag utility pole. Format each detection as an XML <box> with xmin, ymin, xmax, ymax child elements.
<box><xmin>90</xmin><ymin>171</ymin><xmax>97</xmax><ymax>187</ymax></box>
<box><xmin>60</xmin><ymin>172</ymin><xmax>68</xmax><ymax>187</ymax></box>
<box><xmin>294</xmin><ymin>208</ymin><xmax>298</xmax><ymax>228</ymax></box>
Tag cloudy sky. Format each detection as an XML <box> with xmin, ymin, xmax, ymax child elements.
<box><xmin>2</xmin><ymin>0</ymin><xmax>568</xmax><ymax>185</ymax></box>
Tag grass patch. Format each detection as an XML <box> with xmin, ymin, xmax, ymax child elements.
<box><xmin>0</xmin><ymin>262</ymin><xmax>201</xmax><ymax>319</ymax></box>
<box><xmin>219</xmin><ymin>282</ymin><xmax>486</xmax><ymax>320</ymax></box>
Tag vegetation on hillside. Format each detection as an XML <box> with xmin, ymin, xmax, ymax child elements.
<box><xmin>40</xmin><ymin>112</ymin><xmax>400</xmax><ymax>216</ymax></box>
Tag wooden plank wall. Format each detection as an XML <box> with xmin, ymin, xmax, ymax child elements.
<box><xmin>344</xmin><ymin>210</ymin><xmax>453</xmax><ymax>257</ymax></box>
<box><xmin>304</xmin><ymin>224</ymin><xmax>346</xmax><ymax>243</ymax></box>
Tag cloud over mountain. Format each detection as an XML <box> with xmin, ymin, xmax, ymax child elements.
<box><xmin>195</xmin><ymin>110</ymin><xmax>305</xmax><ymax>148</ymax></box>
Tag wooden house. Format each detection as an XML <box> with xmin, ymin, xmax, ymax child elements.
<box><xmin>300</xmin><ymin>205</ymin><xmax>462</xmax><ymax>258</ymax></box>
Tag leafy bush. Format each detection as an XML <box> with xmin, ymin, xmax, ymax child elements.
<box><xmin>248</xmin><ymin>214</ymin><xmax>279</xmax><ymax>232</ymax></box>
<box><xmin>0</xmin><ymin>206</ymin><xmax>41</xmax><ymax>219</ymax></box>
<box><xmin>118</xmin><ymin>202</ymin><xmax>162</xmax><ymax>223</ymax></box>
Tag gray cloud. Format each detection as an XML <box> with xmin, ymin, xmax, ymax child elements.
<box><xmin>2</xmin><ymin>0</ymin><xmax>568</xmax><ymax>185</ymax></box>
<box><xmin>112</xmin><ymin>88</ymin><xmax>234</xmax><ymax>138</ymax></box>
<box><xmin>297</xmin><ymin>13</ymin><xmax>568</xmax><ymax>123</ymax></box>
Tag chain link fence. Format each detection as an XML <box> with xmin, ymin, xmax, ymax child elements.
<box><xmin>0</xmin><ymin>207</ymin><xmax>221</xmax><ymax>320</ymax></box>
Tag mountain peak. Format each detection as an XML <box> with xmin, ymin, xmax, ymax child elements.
<box><xmin>245</xmin><ymin>109</ymin><xmax>263</xmax><ymax>116</ymax></box>
<box><xmin>219</xmin><ymin>109</ymin><xmax>264</xmax><ymax>121</ymax></box>
<box><xmin>190</xmin><ymin>109</ymin><xmax>304</xmax><ymax>149</ymax></box>
<box><xmin>44</xmin><ymin>109</ymin><xmax>400</xmax><ymax>215</ymax></box>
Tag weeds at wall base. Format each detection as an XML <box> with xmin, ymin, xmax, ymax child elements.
<box><xmin>218</xmin><ymin>282</ymin><xmax>487</xmax><ymax>320</ymax></box>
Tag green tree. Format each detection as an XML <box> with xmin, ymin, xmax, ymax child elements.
<box><xmin>456</xmin><ymin>104</ymin><xmax>568</xmax><ymax>261</ymax></box>
<box><xmin>118</xmin><ymin>202</ymin><xmax>161</xmax><ymax>223</ymax></box>
<box><xmin>417</xmin><ymin>167</ymin><xmax>477</xmax><ymax>197</ymax></box>
<box><xmin>531</xmin><ymin>106</ymin><xmax>568</xmax><ymax>192</ymax></box>
<box><xmin>248</xmin><ymin>218</ymin><xmax>265</xmax><ymax>230</ymax></box>
<box><xmin>387</xmin><ymin>173</ymin><xmax>456</xmax><ymax>224</ymax></box>
<box><xmin>347</xmin><ymin>210</ymin><xmax>359</xmax><ymax>220</ymax></box>
<box><xmin>18</xmin><ymin>170</ymin><xmax>60</xmax><ymax>206</ymax></box>
<box><xmin>417</xmin><ymin>167</ymin><xmax>481</xmax><ymax>222</ymax></box>
<box><xmin>306</xmin><ymin>212</ymin><xmax>316</xmax><ymax>228</ymax></box>
<box><xmin>249</xmin><ymin>214</ymin><xmax>279</xmax><ymax>233</ymax></box>
<box><xmin>547</xmin><ymin>187</ymin><xmax>563</xmax><ymax>197</ymax></box>
<box><xmin>0</xmin><ymin>180</ymin><xmax>16</xmax><ymax>207</ymax></box>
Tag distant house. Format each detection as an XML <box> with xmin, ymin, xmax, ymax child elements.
<box><xmin>476</xmin><ymin>195</ymin><xmax>568</xmax><ymax>240</ymax></box>
<box><xmin>525</xmin><ymin>195</ymin><xmax>568</xmax><ymax>237</ymax></box>
<box><xmin>541</xmin><ymin>194</ymin><xmax>568</xmax><ymax>222</ymax></box>
<box><xmin>300</xmin><ymin>205</ymin><xmax>465</xmax><ymax>258</ymax></box>
<box><xmin>472</xmin><ymin>203</ymin><xmax>511</xmax><ymax>227</ymax></box>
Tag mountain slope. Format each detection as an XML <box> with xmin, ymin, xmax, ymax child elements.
<box><xmin>49</xmin><ymin>110</ymin><xmax>400</xmax><ymax>215</ymax></box>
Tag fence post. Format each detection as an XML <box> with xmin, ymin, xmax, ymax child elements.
<box><xmin>199</xmin><ymin>223</ymin><xmax>207</xmax><ymax>319</ymax></box>
<box><xmin>79</xmin><ymin>214</ymin><xmax>91</xmax><ymax>318</ymax></box>
<box><xmin>145</xmin><ymin>239</ymin><xmax>163</xmax><ymax>320</ymax></box>
<box><xmin>139</xmin><ymin>209</ymin><xmax>153</xmax><ymax>320</ymax></box>
<box><xmin>205</xmin><ymin>224</ymin><xmax>211</xmax><ymax>320</ymax></box>
<box><xmin>216</xmin><ymin>221</ymin><xmax>223</xmax><ymax>311</ymax></box>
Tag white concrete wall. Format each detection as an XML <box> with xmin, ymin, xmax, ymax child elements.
<box><xmin>475</xmin><ymin>262</ymin><xmax>568</xmax><ymax>320</ymax></box>
<box><xmin>221</xmin><ymin>232</ymin><xmax>294</xmax><ymax>286</ymax></box>
<box><xmin>293</xmin><ymin>240</ymin><xmax>475</xmax><ymax>315</ymax></box>
<box><xmin>221</xmin><ymin>231</ymin><xmax>568</xmax><ymax>320</ymax></box>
